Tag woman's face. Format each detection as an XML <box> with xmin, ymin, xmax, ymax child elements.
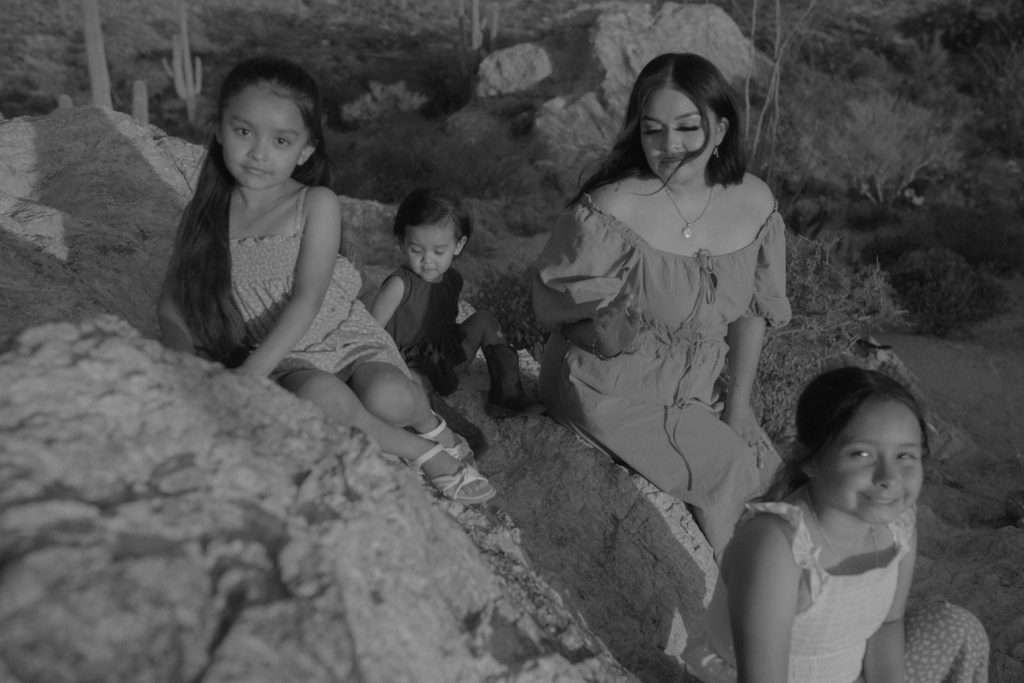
<box><xmin>639</xmin><ymin>86</ymin><xmax>726</xmax><ymax>187</ymax></box>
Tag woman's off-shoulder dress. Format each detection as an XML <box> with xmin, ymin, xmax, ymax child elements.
<box><xmin>532</xmin><ymin>196</ymin><xmax>791</xmax><ymax>512</ymax></box>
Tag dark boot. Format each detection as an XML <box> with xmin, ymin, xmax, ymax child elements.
<box><xmin>482</xmin><ymin>344</ymin><xmax>546</xmax><ymax>419</ymax></box>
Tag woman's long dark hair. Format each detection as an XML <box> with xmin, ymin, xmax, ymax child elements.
<box><xmin>760</xmin><ymin>366</ymin><xmax>931</xmax><ymax>502</ymax></box>
<box><xmin>165</xmin><ymin>56</ymin><xmax>332</xmax><ymax>366</ymax></box>
<box><xmin>571</xmin><ymin>52</ymin><xmax>745</xmax><ymax>205</ymax></box>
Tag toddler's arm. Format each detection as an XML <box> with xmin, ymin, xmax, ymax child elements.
<box><xmin>723</xmin><ymin>513</ymin><xmax>801</xmax><ymax>683</ymax></box>
<box><xmin>369</xmin><ymin>275</ymin><xmax>406</xmax><ymax>329</ymax></box>
<box><xmin>238</xmin><ymin>186</ymin><xmax>341</xmax><ymax>377</ymax></box>
<box><xmin>862</xmin><ymin>527</ymin><xmax>916</xmax><ymax>683</ymax></box>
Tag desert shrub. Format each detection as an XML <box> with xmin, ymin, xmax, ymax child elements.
<box><xmin>468</xmin><ymin>264</ymin><xmax>546</xmax><ymax>358</ymax></box>
<box><xmin>752</xmin><ymin>233</ymin><xmax>902</xmax><ymax>444</ymax></box>
<box><xmin>325</xmin><ymin>111</ymin><xmax>557</xmax><ymax>235</ymax></box>
<box><xmin>886</xmin><ymin>248</ymin><xmax>1009</xmax><ymax>336</ymax></box>
<box><xmin>864</xmin><ymin>205</ymin><xmax>1024</xmax><ymax>276</ymax></box>
<box><xmin>340</xmin><ymin>81</ymin><xmax>428</xmax><ymax>123</ymax></box>
<box><xmin>899</xmin><ymin>0</ymin><xmax>1024</xmax><ymax>157</ymax></box>
<box><xmin>801</xmin><ymin>90</ymin><xmax>963</xmax><ymax>205</ymax></box>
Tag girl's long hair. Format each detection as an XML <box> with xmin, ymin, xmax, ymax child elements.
<box><xmin>570</xmin><ymin>52</ymin><xmax>745</xmax><ymax>205</ymax></box>
<box><xmin>759</xmin><ymin>366</ymin><xmax>931</xmax><ymax>502</ymax></box>
<box><xmin>166</xmin><ymin>56</ymin><xmax>332</xmax><ymax>366</ymax></box>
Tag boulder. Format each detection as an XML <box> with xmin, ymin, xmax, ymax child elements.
<box><xmin>0</xmin><ymin>106</ymin><xmax>202</xmax><ymax>339</ymax></box>
<box><xmin>0</xmin><ymin>315</ymin><xmax>637</xmax><ymax>683</ymax></box>
<box><xmin>476</xmin><ymin>43</ymin><xmax>554</xmax><ymax>97</ymax></box>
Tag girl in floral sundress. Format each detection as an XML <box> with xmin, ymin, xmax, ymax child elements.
<box><xmin>157</xmin><ymin>56</ymin><xmax>494</xmax><ymax>504</ymax></box>
<box><xmin>683</xmin><ymin>366</ymin><xmax>989</xmax><ymax>683</ymax></box>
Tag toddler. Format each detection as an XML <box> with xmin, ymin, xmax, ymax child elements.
<box><xmin>371</xmin><ymin>187</ymin><xmax>544</xmax><ymax>419</ymax></box>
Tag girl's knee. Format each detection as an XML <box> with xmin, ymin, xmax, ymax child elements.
<box><xmin>356</xmin><ymin>366</ymin><xmax>423</xmax><ymax>422</ymax></box>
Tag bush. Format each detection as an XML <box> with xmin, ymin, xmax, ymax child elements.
<box><xmin>325</xmin><ymin>112</ymin><xmax>553</xmax><ymax>207</ymax></box>
<box><xmin>863</xmin><ymin>204</ymin><xmax>1024</xmax><ymax>276</ymax></box>
<box><xmin>886</xmin><ymin>247</ymin><xmax>1009</xmax><ymax>335</ymax></box>
<box><xmin>753</xmin><ymin>233</ymin><xmax>902</xmax><ymax>444</ymax></box>
<box><xmin>467</xmin><ymin>264</ymin><xmax>546</xmax><ymax>358</ymax></box>
<box><xmin>808</xmin><ymin>90</ymin><xmax>963</xmax><ymax>205</ymax></box>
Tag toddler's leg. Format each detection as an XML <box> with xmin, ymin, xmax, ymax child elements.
<box><xmin>458</xmin><ymin>310</ymin><xmax>504</xmax><ymax>360</ymax></box>
<box><xmin>905</xmin><ymin>601</ymin><xmax>989</xmax><ymax>683</ymax></box>
<box><xmin>458</xmin><ymin>310</ymin><xmax>543</xmax><ymax>419</ymax></box>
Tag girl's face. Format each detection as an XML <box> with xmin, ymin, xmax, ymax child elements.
<box><xmin>217</xmin><ymin>84</ymin><xmax>315</xmax><ymax>192</ymax></box>
<box><xmin>806</xmin><ymin>399</ymin><xmax>924</xmax><ymax>527</ymax></box>
<box><xmin>400</xmin><ymin>220</ymin><xmax>466</xmax><ymax>283</ymax></box>
<box><xmin>639</xmin><ymin>86</ymin><xmax>726</xmax><ymax>187</ymax></box>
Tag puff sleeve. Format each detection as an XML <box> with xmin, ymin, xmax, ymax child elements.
<box><xmin>532</xmin><ymin>203</ymin><xmax>637</xmax><ymax>332</ymax></box>
<box><xmin>746</xmin><ymin>212</ymin><xmax>792</xmax><ymax>327</ymax></box>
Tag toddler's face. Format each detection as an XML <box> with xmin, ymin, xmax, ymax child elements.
<box><xmin>400</xmin><ymin>220</ymin><xmax>466</xmax><ymax>283</ymax></box>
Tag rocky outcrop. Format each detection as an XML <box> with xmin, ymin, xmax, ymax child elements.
<box><xmin>0</xmin><ymin>315</ymin><xmax>636</xmax><ymax>682</ymax></box>
<box><xmin>0</xmin><ymin>105</ymin><xmax>201</xmax><ymax>339</ymax></box>
<box><xmin>443</xmin><ymin>353</ymin><xmax>717</xmax><ymax>682</ymax></box>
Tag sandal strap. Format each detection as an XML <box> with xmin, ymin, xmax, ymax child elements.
<box><xmin>416</xmin><ymin>412</ymin><xmax>447</xmax><ymax>441</ymax></box>
<box><xmin>412</xmin><ymin>442</ymin><xmax>446</xmax><ymax>471</ymax></box>
<box><xmin>431</xmin><ymin>465</ymin><xmax>493</xmax><ymax>502</ymax></box>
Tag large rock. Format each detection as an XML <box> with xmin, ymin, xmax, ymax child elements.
<box><xmin>0</xmin><ymin>315</ymin><xmax>636</xmax><ymax>682</ymax></box>
<box><xmin>476</xmin><ymin>43</ymin><xmax>554</xmax><ymax>97</ymax></box>
<box><xmin>0</xmin><ymin>106</ymin><xmax>202</xmax><ymax>339</ymax></box>
<box><xmin>443</xmin><ymin>351</ymin><xmax>717</xmax><ymax>682</ymax></box>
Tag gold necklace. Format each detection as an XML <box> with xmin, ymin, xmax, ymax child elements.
<box><xmin>664</xmin><ymin>185</ymin><xmax>714</xmax><ymax>239</ymax></box>
<box><xmin>805</xmin><ymin>489</ymin><xmax>878</xmax><ymax>566</ymax></box>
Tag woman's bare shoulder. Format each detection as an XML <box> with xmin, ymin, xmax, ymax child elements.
<box><xmin>728</xmin><ymin>173</ymin><xmax>776</xmax><ymax>218</ymax></box>
<box><xmin>588</xmin><ymin>177</ymin><xmax>657</xmax><ymax>219</ymax></box>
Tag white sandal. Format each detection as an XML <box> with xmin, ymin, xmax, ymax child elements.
<box><xmin>417</xmin><ymin>413</ymin><xmax>474</xmax><ymax>465</ymax></box>
<box><xmin>413</xmin><ymin>443</ymin><xmax>495</xmax><ymax>504</ymax></box>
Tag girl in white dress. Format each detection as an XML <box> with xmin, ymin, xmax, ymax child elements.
<box><xmin>683</xmin><ymin>366</ymin><xmax>989</xmax><ymax>683</ymax></box>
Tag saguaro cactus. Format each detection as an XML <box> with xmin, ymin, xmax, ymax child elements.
<box><xmin>466</xmin><ymin>0</ymin><xmax>498</xmax><ymax>52</ymax></box>
<box><xmin>131</xmin><ymin>80</ymin><xmax>148</xmax><ymax>123</ymax></box>
<box><xmin>162</xmin><ymin>0</ymin><xmax>202</xmax><ymax>125</ymax></box>
<box><xmin>82</xmin><ymin>0</ymin><xmax>112</xmax><ymax>109</ymax></box>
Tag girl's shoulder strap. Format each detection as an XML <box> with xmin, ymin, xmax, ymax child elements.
<box><xmin>291</xmin><ymin>186</ymin><xmax>310</xmax><ymax>236</ymax></box>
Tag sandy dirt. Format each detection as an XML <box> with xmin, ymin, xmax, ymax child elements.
<box><xmin>877</xmin><ymin>276</ymin><xmax>1024</xmax><ymax>524</ymax></box>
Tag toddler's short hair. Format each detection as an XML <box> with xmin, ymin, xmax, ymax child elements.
<box><xmin>393</xmin><ymin>187</ymin><xmax>473</xmax><ymax>242</ymax></box>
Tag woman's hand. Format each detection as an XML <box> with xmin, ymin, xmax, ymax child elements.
<box><xmin>723</xmin><ymin>401</ymin><xmax>761</xmax><ymax>448</ymax></box>
<box><xmin>594</xmin><ymin>289</ymin><xmax>640</xmax><ymax>357</ymax></box>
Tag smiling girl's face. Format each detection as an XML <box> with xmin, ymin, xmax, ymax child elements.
<box><xmin>806</xmin><ymin>398</ymin><xmax>925</xmax><ymax>527</ymax></box>
<box><xmin>639</xmin><ymin>86</ymin><xmax>727</xmax><ymax>188</ymax></box>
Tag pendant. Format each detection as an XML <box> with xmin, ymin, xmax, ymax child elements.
<box><xmin>682</xmin><ymin>226</ymin><xmax>693</xmax><ymax>239</ymax></box>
